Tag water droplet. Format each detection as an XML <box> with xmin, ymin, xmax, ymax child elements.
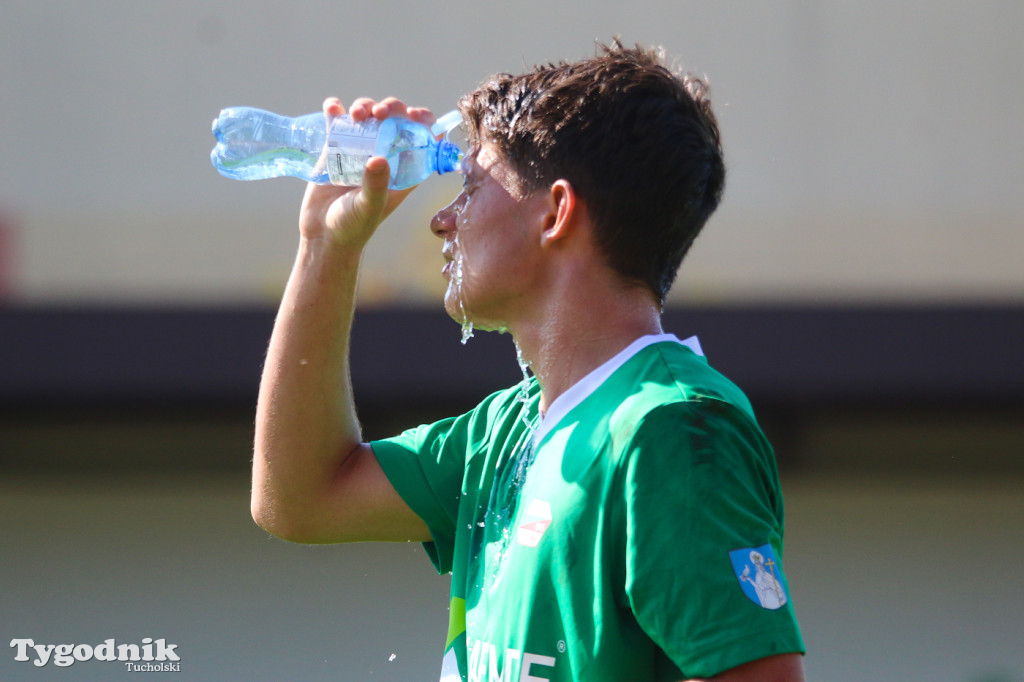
<box><xmin>451</xmin><ymin>231</ymin><xmax>474</xmax><ymax>344</ymax></box>
<box><xmin>513</xmin><ymin>343</ymin><xmax>537</xmax><ymax>432</ymax></box>
<box><xmin>515</xmin><ymin>344</ymin><xmax>531</xmax><ymax>403</ymax></box>
<box><xmin>388</xmin><ymin>653</ymin><xmax>397</xmax><ymax>662</ymax></box>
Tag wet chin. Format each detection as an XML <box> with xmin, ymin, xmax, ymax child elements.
<box><xmin>443</xmin><ymin>286</ymin><xmax>467</xmax><ymax>322</ymax></box>
<box><xmin>442</xmin><ymin>283</ymin><xmax>506</xmax><ymax>333</ymax></box>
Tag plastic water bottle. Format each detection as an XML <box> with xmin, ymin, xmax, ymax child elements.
<box><xmin>210</xmin><ymin>107</ymin><xmax>463</xmax><ymax>189</ymax></box>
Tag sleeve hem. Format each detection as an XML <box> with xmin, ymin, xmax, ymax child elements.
<box><xmin>676</xmin><ymin>628</ymin><xmax>806</xmax><ymax>679</ymax></box>
<box><xmin>371</xmin><ymin>439</ymin><xmax>456</xmax><ymax>575</ymax></box>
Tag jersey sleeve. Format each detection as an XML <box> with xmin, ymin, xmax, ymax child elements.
<box><xmin>617</xmin><ymin>398</ymin><xmax>805</xmax><ymax>679</ymax></box>
<box><xmin>371</xmin><ymin>415</ymin><xmax>469</xmax><ymax>575</ymax></box>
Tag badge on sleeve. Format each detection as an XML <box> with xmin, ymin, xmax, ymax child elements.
<box><xmin>729</xmin><ymin>544</ymin><xmax>789</xmax><ymax>610</ymax></box>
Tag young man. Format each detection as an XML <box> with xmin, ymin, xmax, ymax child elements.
<box><xmin>251</xmin><ymin>42</ymin><xmax>806</xmax><ymax>681</ymax></box>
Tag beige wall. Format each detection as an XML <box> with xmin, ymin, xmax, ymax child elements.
<box><xmin>3</xmin><ymin>0</ymin><xmax>1023</xmax><ymax>304</ymax></box>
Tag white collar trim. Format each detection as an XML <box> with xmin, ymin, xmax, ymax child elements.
<box><xmin>532</xmin><ymin>333</ymin><xmax>703</xmax><ymax>446</ymax></box>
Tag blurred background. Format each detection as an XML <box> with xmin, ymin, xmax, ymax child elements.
<box><xmin>2</xmin><ymin>1</ymin><xmax>1022</xmax><ymax>680</ymax></box>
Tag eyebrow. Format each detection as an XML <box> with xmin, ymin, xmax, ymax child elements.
<box><xmin>461</xmin><ymin>157</ymin><xmax>480</xmax><ymax>185</ymax></box>
<box><xmin>462</xmin><ymin>147</ymin><xmax>482</xmax><ymax>173</ymax></box>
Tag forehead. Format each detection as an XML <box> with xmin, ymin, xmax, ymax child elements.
<box><xmin>464</xmin><ymin>143</ymin><xmax>522</xmax><ymax>195</ymax></box>
<box><xmin>463</xmin><ymin>143</ymin><xmax>499</xmax><ymax>174</ymax></box>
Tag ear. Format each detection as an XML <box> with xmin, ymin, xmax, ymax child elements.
<box><xmin>539</xmin><ymin>179</ymin><xmax>578</xmax><ymax>248</ymax></box>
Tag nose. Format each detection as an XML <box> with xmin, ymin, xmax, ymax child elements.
<box><xmin>430</xmin><ymin>194</ymin><xmax>462</xmax><ymax>238</ymax></box>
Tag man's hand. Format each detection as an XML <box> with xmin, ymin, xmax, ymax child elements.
<box><xmin>298</xmin><ymin>97</ymin><xmax>436</xmax><ymax>249</ymax></box>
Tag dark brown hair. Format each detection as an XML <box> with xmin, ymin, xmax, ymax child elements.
<box><xmin>458</xmin><ymin>39</ymin><xmax>725</xmax><ymax>304</ymax></box>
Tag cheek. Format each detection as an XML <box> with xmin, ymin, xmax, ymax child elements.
<box><xmin>453</xmin><ymin>198</ymin><xmax>483</xmax><ymax>263</ymax></box>
<box><xmin>454</xmin><ymin>192</ymin><xmax>527</xmax><ymax>281</ymax></box>
<box><xmin>455</xmin><ymin>190</ymin><xmax>483</xmax><ymax>231</ymax></box>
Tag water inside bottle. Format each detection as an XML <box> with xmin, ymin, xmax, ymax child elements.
<box><xmin>326</xmin><ymin>146</ymin><xmax>435</xmax><ymax>189</ymax></box>
<box><xmin>392</xmin><ymin>149</ymin><xmax>433</xmax><ymax>188</ymax></box>
<box><xmin>215</xmin><ymin>147</ymin><xmax>323</xmax><ymax>182</ymax></box>
<box><xmin>328</xmin><ymin>152</ymin><xmax>373</xmax><ymax>186</ymax></box>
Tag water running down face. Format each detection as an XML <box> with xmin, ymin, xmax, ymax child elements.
<box><xmin>431</xmin><ymin>143</ymin><xmax>548</xmax><ymax>344</ymax></box>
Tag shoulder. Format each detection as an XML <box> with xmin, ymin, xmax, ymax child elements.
<box><xmin>608</xmin><ymin>345</ymin><xmax>778</xmax><ymax>497</ymax></box>
<box><xmin>646</xmin><ymin>341</ymin><xmax>757</xmax><ymax>418</ymax></box>
<box><xmin>607</xmin><ymin>341</ymin><xmax>764</xmax><ymax>450</ymax></box>
<box><xmin>628</xmin><ymin>398</ymin><xmax>774</xmax><ymax>471</ymax></box>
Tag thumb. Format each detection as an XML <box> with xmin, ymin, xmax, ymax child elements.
<box><xmin>351</xmin><ymin>156</ymin><xmax>391</xmax><ymax>222</ymax></box>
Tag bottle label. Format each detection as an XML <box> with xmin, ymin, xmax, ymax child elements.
<box><xmin>326</xmin><ymin>119</ymin><xmax>379</xmax><ymax>185</ymax></box>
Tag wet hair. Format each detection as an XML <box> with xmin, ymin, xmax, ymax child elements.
<box><xmin>458</xmin><ymin>39</ymin><xmax>725</xmax><ymax>304</ymax></box>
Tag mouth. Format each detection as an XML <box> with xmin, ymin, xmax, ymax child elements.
<box><xmin>442</xmin><ymin>244</ymin><xmax>456</xmax><ymax>277</ymax></box>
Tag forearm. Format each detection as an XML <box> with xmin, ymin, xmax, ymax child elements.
<box><xmin>249</xmin><ymin>96</ymin><xmax>435</xmax><ymax>542</ymax></box>
<box><xmin>251</xmin><ymin>234</ymin><xmax>365</xmax><ymax>538</ymax></box>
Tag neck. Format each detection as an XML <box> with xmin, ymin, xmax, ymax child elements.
<box><xmin>511</xmin><ymin>281</ymin><xmax>663</xmax><ymax>415</ymax></box>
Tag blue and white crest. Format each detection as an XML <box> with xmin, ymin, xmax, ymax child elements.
<box><xmin>729</xmin><ymin>544</ymin><xmax>789</xmax><ymax>610</ymax></box>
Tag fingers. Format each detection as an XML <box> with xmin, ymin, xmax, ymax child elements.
<box><xmin>405</xmin><ymin>106</ymin><xmax>437</xmax><ymax>127</ymax></box>
<box><xmin>347</xmin><ymin>98</ymin><xmax>377</xmax><ymax>121</ymax></box>
<box><xmin>345</xmin><ymin>97</ymin><xmax>435</xmax><ymax>125</ymax></box>
<box><xmin>349</xmin><ymin>97</ymin><xmax>406</xmax><ymax>121</ymax></box>
<box><xmin>322</xmin><ymin>97</ymin><xmax>345</xmax><ymax>118</ymax></box>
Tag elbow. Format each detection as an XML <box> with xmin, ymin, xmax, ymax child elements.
<box><xmin>250</xmin><ymin>492</ymin><xmax>288</xmax><ymax>539</ymax></box>
<box><xmin>250</xmin><ymin>453</ymin><xmax>316</xmax><ymax>543</ymax></box>
<box><xmin>252</xmin><ymin>505</ymin><xmax>309</xmax><ymax>543</ymax></box>
<box><xmin>251</xmin><ymin>490</ymin><xmax>304</xmax><ymax>543</ymax></box>
<box><xmin>250</xmin><ymin>491</ymin><xmax>332</xmax><ymax>544</ymax></box>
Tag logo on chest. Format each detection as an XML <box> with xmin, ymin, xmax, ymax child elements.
<box><xmin>516</xmin><ymin>499</ymin><xmax>552</xmax><ymax>548</ymax></box>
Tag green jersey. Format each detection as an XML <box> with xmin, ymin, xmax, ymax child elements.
<box><xmin>372</xmin><ymin>335</ymin><xmax>804</xmax><ymax>681</ymax></box>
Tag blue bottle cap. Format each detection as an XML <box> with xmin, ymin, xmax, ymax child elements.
<box><xmin>436</xmin><ymin>140</ymin><xmax>463</xmax><ymax>175</ymax></box>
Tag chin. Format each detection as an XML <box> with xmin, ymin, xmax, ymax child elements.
<box><xmin>443</xmin><ymin>290</ymin><xmax>463</xmax><ymax>319</ymax></box>
<box><xmin>443</xmin><ymin>298</ymin><xmax>504</xmax><ymax>333</ymax></box>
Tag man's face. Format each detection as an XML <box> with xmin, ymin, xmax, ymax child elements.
<box><xmin>430</xmin><ymin>142</ymin><xmax>549</xmax><ymax>333</ymax></box>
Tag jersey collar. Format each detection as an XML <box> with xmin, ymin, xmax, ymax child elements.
<box><xmin>532</xmin><ymin>334</ymin><xmax>703</xmax><ymax>447</ymax></box>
